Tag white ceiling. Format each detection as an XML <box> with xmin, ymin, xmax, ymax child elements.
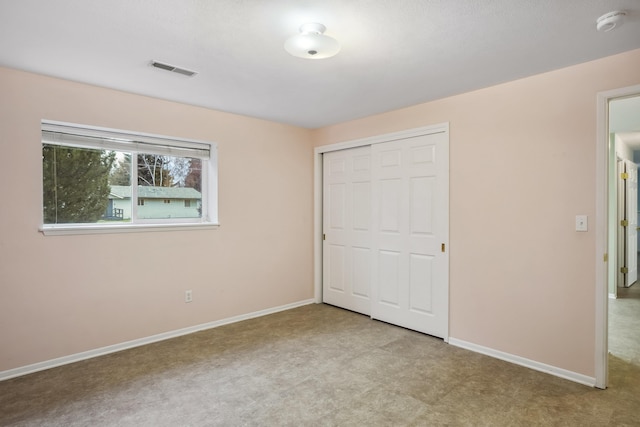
<box><xmin>0</xmin><ymin>0</ymin><xmax>639</xmax><ymax>129</ymax></box>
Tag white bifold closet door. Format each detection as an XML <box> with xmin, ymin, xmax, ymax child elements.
<box><xmin>370</xmin><ymin>133</ymin><xmax>448</xmax><ymax>338</ymax></box>
<box><xmin>322</xmin><ymin>131</ymin><xmax>448</xmax><ymax>339</ymax></box>
<box><xmin>322</xmin><ymin>146</ymin><xmax>373</xmax><ymax>315</ymax></box>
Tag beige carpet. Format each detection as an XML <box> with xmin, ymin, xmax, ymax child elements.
<box><xmin>1</xmin><ymin>301</ymin><xmax>639</xmax><ymax>426</ymax></box>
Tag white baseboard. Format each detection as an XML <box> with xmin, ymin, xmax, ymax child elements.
<box><xmin>0</xmin><ymin>299</ymin><xmax>315</xmax><ymax>381</ymax></box>
<box><xmin>609</xmin><ymin>293</ymin><xmax>617</xmax><ymax>299</ymax></box>
<box><xmin>448</xmin><ymin>337</ymin><xmax>596</xmax><ymax>387</ymax></box>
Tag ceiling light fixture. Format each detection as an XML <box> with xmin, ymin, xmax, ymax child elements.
<box><xmin>284</xmin><ymin>23</ymin><xmax>340</xmax><ymax>59</ymax></box>
<box><xmin>596</xmin><ymin>10</ymin><xmax>626</xmax><ymax>32</ymax></box>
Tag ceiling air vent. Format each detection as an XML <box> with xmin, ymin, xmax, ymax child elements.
<box><xmin>150</xmin><ymin>60</ymin><xmax>197</xmax><ymax>77</ymax></box>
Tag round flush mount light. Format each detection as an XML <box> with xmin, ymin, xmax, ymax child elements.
<box><xmin>596</xmin><ymin>10</ymin><xmax>626</xmax><ymax>32</ymax></box>
<box><xmin>284</xmin><ymin>23</ymin><xmax>340</xmax><ymax>59</ymax></box>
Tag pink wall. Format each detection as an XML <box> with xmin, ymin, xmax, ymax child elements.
<box><xmin>313</xmin><ymin>49</ymin><xmax>640</xmax><ymax>377</ymax></box>
<box><xmin>2</xmin><ymin>48</ymin><xmax>640</xmax><ymax>378</ymax></box>
<box><xmin>0</xmin><ymin>68</ymin><xmax>314</xmax><ymax>371</ymax></box>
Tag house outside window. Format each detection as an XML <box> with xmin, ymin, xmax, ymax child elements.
<box><xmin>41</xmin><ymin>120</ymin><xmax>218</xmax><ymax>234</ymax></box>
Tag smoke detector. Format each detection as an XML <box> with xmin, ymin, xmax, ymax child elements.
<box><xmin>596</xmin><ymin>10</ymin><xmax>626</xmax><ymax>32</ymax></box>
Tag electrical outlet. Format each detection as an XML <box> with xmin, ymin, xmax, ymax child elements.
<box><xmin>185</xmin><ymin>290</ymin><xmax>193</xmax><ymax>303</ymax></box>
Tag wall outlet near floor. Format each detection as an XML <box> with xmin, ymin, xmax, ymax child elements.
<box><xmin>185</xmin><ymin>290</ymin><xmax>193</xmax><ymax>303</ymax></box>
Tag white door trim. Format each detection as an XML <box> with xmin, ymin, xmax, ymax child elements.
<box><xmin>595</xmin><ymin>84</ymin><xmax>640</xmax><ymax>389</ymax></box>
<box><xmin>313</xmin><ymin>123</ymin><xmax>449</xmax><ymax>311</ymax></box>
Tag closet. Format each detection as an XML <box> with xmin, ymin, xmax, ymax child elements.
<box><xmin>322</xmin><ymin>128</ymin><xmax>449</xmax><ymax>338</ymax></box>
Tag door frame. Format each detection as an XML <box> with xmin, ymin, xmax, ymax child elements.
<box><xmin>313</xmin><ymin>123</ymin><xmax>450</xmax><ymax>315</ymax></box>
<box><xmin>596</xmin><ymin>83</ymin><xmax>640</xmax><ymax>389</ymax></box>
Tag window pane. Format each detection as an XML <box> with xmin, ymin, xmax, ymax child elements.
<box><xmin>136</xmin><ymin>154</ymin><xmax>202</xmax><ymax>219</ymax></box>
<box><xmin>43</xmin><ymin>144</ymin><xmax>119</xmax><ymax>224</ymax></box>
<box><xmin>41</xmin><ymin>121</ymin><xmax>216</xmax><ymax>231</ymax></box>
<box><xmin>106</xmin><ymin>152</ymin><xmax>132</xmax><ymax>222</ymax></box>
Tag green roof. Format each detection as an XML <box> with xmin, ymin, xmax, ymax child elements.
<box><xmin>109</xmin><ymin>185</ymin><xmax>201</xmax><ymax>199</ymax></box>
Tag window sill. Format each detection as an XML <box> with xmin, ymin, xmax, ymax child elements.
<box><xmin>40</xmin><ymin>222</ymin><xmax>220</xmax><ymax>236</ymax></box>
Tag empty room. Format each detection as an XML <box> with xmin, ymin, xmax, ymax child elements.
<box><xmin>1</xmin><ymin>1</ymin><xmax>640</xmax><ymax>425</ymax></box>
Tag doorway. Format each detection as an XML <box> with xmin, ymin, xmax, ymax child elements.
<box><xmin>596</xmin><ymin>86</ymin><xmax>640</xmax><ymax>389</ymax></box>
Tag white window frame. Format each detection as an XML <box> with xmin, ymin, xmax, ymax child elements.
<box><xmin>40</xmin><ymin>120</ymin><xmax>219</xmax><ymax>235</ymax></box>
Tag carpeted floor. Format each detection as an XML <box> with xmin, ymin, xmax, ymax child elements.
<box><xmin>1</xmin><ymin>298</ymin><xmax>639</xmax><ymax>426</ymax></box>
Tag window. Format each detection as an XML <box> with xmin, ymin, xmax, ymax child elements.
<box><xmin>41</xmin><ymin>120</ymin><xmax>218</xmax><ymax>234</ymax></box>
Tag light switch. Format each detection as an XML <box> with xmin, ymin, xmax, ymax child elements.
<box><xmin>576</xmin><ymin>215</ymin><xmax>588</xmax><ymax>232</ymax></box>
